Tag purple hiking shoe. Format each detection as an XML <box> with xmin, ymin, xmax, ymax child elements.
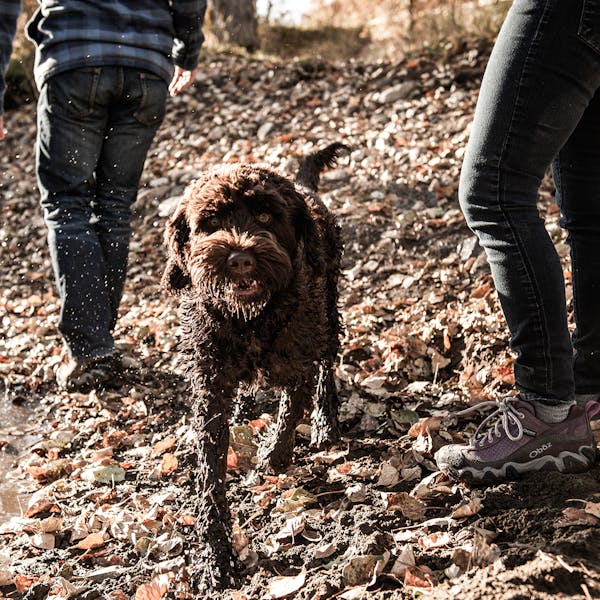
<box><xmin>435</xmin><ymin>397</ymin><xmax>598</xmax><ymax>483</ymax></box>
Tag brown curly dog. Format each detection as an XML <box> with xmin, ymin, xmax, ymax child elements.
<box><xmin>162</xmin><ymin>143</ymin><xmax>349</xmax><ymax>591</ymax></box>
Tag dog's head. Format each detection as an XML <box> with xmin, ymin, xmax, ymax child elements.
<box><xmin>163</xmin><ymin>164</ymin><xmax>320</xmax><ymax>320</ymax></box>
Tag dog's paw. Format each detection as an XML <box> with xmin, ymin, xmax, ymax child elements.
<box><xmin>190</xmin><ymin>544</ymin><xmax>241</xmax><ymax>592</ymax></box>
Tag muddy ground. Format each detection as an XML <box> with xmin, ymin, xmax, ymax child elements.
<box><xmin>1</xmin><ymin>48</ymin><xmax>600</xmax><ymax>599</ymax></box>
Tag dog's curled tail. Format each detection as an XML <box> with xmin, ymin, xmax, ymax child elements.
<box><xmin>296</xmin><ymin>142</ymin><xmax>352</xmax><ymax>192</ymax></box>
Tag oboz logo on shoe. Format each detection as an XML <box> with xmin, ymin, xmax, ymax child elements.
<box><xmin>529</xmin><ymin>442</ymin><xmax>552</xmax><ymax>458</ymax></box>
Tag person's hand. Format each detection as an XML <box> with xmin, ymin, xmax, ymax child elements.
<box><xmin>0</xmin><ymin>115</ymin><xmax>5</xmax><ymax>141</ymax></box>
<box><xmin>169</xmin><ymin>66</ymin><xmax>199</xmax><ymax>96</ymax></box>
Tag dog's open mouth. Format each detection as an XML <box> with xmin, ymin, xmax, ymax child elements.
<box><xmin>230</xmin><ymin>279</ymin><xmax>263</xmax><ymax>298</ymax></box>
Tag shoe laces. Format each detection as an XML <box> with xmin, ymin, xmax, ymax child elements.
<box><xmin>455</xmin><ymin>398</ymin><xmax>526</xmax><ymax>447</ymax></box>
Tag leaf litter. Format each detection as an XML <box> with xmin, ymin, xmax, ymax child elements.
<box><xmin>1</xmin><ymin>46</ymin><xmax>600</xmax><ymax>599</ymax></box>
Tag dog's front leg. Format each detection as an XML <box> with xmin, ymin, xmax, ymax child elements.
<box><xmin>258</xmin><ymin>385</ymin><xmax>309</xmax><ymax>471</ymax></box>
<box><xmin>311</xmin><ymin>362</ymin><xmax>340</xmax><ymax>448</ymax></box>
<box><xmin>189</xmin><ymin>381</ymin><xmax>239</xmax><ymax>592</ymax></box>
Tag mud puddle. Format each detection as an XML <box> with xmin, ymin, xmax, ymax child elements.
<box><xmin>0</xmin><ymin>393</ymin><xmax>39</xmax><ymax>526</ymax></box>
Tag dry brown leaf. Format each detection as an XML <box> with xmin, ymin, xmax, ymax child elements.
<box><xmin>382</xmin><ymin>492</ymin><xmax>427</xmax><ymax>520</ymax></box>
<box><xmin>227</xmin><ymin>446</ymin><xmax>239</xmax><ymax>470</ymax></box>
<box><xmin>377</xmin><ymin>462</ymin><xmax>400</xmax><ymax>487</ymax></box>
<box><xmin>178</xmin><ymin>514</ymin><xmax>197</xmax><ymax>526</ymax></box>
<box><xmin>404</xmin><ymin>566</ymin><xmax>433</xmax><ymax>589</ymax></box>
<box><xmin>408</xmin><ymin>417</ymin><xmax>442</xmax><ymax>438</ymax></box>
<box><xmin>160</xmin><ymin>453</ymin><xmax>178</xmax><ymax>476</ymax></box>
<box><xmin>390</xmin><ymin>544</ymin><xmax>416</xmax><ymax>578</ymax></box>
<box><xmin>24</xmin><ymin>499</ymin><xmax>60</xmax><ymax>519</ymax></box>
<box><xmin>418</xmin><ymin>531</ymin><xmax>451</xmax><ymax>550</ymax></box>
<box><xmin>268</xmin><ymin>570</ymin><xmax>306</xmax><ymax>598</ymax></box>
<box><xmin>451</xmin><ymin>496</ymin><xmax>483</xmax><ymax>519</ymax></box>
<box><xmin>248</xmin><ymin>417</ymin><xmax>271</xmax><ymax>434</ymax></box>
<box><xmin>26</xmin><ymin>459</ymin><xmax>71</xmax><ymax>482</ymax></box>
<box><xmin>135</xmin><ymin>574</ymin><xmax>170</xmax><ymax>600</ymax></box>
<box><xmin>315</xmin><ymin>541</ymin><xmax>337</xmax><ymax>559</ymax></box>
<box><xmin>31</xmin><ymin>533</ymin><xmax>55</xmax><ymax>550</ymax></box>
<box><xmin>584</xmin><ymin>501</ymin><xmax>600</xmax><ymax>518</ymax></box>
<box><xmin>72</xmin><ymin>532</ymin><xmax>106</xmax><ymax>550</ymax></box>
<box><xmin>151</xmin><ymin>437</ymin><xmax>176</xmax><ymax>456</ymax></box>
<box><xmin>557</xmin><ymin>507</ymin><xmax>599</xmax><ymax>527</ymax></box>
<box><xmin>0</xmin><ymin>569</ymin><xmax>14</xmax><ymax>587</ymax></box>
<box><xmin>14</xmin><ymin>574</ymin><xmax>39</xmax><ymax>593</ymax></box>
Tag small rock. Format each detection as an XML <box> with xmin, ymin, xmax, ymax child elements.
<box><xmin>377</xmin><ymin>81</ymin><xmax>417</xmax><ymax>103</ymax></box>
<box><xmin>257</xmin><ymin>121</ymin><xmax>276</xmax><ymax>141</ymax></box>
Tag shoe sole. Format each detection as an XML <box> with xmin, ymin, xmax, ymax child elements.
<box><xmin>440</xmin><ymin>444</ymin><xmax>597</xmax><ymax>484</ymax></box>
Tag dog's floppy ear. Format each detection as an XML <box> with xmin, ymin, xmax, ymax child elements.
<box><xmin>162</xmin><ymin>207</ymin><xmax>192</xmax><ymax>294</ymax></box>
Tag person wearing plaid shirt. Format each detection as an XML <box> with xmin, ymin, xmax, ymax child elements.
<box><xmin>0</xmin><ymin>0</ymin><xmax>207</xmax><ymax>389</ymax></box>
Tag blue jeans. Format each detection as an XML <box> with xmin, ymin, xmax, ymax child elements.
<box><xmin>36</xmin><ymin>66</ymin><xmax>167</xmax><ymax>360</ymax></box>
<box><xmin>459</xmin><ymin>0</ymin><xmax>600</xmax><ymax>404</ymax></box>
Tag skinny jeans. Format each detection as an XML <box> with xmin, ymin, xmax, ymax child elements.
<box><xmin>459</xmin><ymin>0</ymin><xmax>600</xmax><ymax>404</ymax></box>
<box><xmin>36</xmin><ymin>66</ymin><xmax>167</xmax><ymax>359</ymax></box>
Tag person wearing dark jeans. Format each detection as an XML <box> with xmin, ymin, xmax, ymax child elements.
<box><xmin>436</xmin><ymin>0</ymin><xmax>600</xmax><ymax>482</ymax></box>
<box><xmin>0</xmin><ymin>0</ymin><xmax>207</xmax><ymax>389</ymax></box>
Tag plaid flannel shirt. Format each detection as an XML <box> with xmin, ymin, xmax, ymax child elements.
<box><xmin>0</xmin><ymin>0</ymin><xmax>206</xmax><ymax>113</ymax></box>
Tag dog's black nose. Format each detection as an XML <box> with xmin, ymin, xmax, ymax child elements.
<box><xmin>227</xmin><ymin>251</ymin><xmax>256</xmax><ymax>275</ymax></box>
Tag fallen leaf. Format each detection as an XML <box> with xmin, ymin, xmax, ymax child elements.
<box><xmin>451</xmin><ymin>496</ymin><xmax>483</xmax><ymax>518</ymax></box>
<box><xmin>160</xmin><ymin>453</ymin><xmax>178</xmax><ymax>476</ymax></box>
<box><xmin>31</xmin><ymin>532</ymin><xmax>55</xmax><ymax>549</ymax></box>
<box><xmin>584</xmin><ymin>501</ymin><xmax>600</xmax><ymax>518</ymax></box>
<box><xmin>80</xmin><ymin>464</ymin><xmax>126</xmax><ymax>484</ymax></box>
<box><xmin>382</xmin><ymin>492</ymin><xmax>427</xmax><ymax>520</ymax></box>
<box><xmin>557</xmin><ymin>507</ymin><xmax>599</xmax><ymax>527</ymax></box>
<box><xmin>346</xmin><ymin>483</ymin><xmax>367</xmax><ymax>503</ymax></box>
<box><xmin>72</xmin><ymin>532</ymin><xmax>106</xmax><ymax>550</ymax></box>
<box><xmin>408</xmin><ymin>417</ymin><xmax>442</xmax><ymax>438</ymax></box>
<box><xmin>275</xmin><ymin>515</ymin><xmax>306</xmax><ymax>541</ymax></box>
<box><xmin>418</xmin><ymin>531</ymin><xmax>451</xmax><ymax>549</ymax></box>
<box><xmin>342</xmin><ymin>554</ymin><xmax>388</xmax><ymax>586</ymax></box>
<box><xmin>314</xmin><ymin>541</ymin><xmax>337</xmax><ymax>559</ymax></box>
<box><xmin>135</xmin><ymin>574</ymin><xmax>170</xmax><ymax>600</ymax></box>
<box><xmin>390</xmin><ymin>544</ymin><xmax>416</xmax><ymax>578</ymax></box>
<box><xmin>151</xmin><ymin>437</ymin><xmax>176</xmax><ymax>456</ymax></box>
<box><xmin>0</xmin><ymin>569</ymin><xmax>14</xmax><ymax>586</ymax></box>
<box><xmin>274</xmin><ymin>488</ymin><xmax>316</xmax><ymax>513</ymax></box>
<box><xmin>24</xmin><ymin>499</ymin><xmax>60</xmax><ymax>519</ymax></box>
<box><xmin>248</xmin><ymin>417</ymin><xmax>271</xmax><ymax>434</ymax></box>
<box><xmin>404</xmin><ymin>566</ymin><xmax>433</xmax><ymax>589</ymax></box>
<box><xmin>377</xmin><ymin>462</ymin><xmax>400</xmax><ymax>487</ymax></box>
<box><xmin>268</xmin><ymin>570</ymin><xmax>306</xmax><ymax>598</ymax></box>
<box><xmin>227</xmin><ymin>446</ymin><xmax>239</xmax><ymax>470</ymax></box>
<box><xmin>14</xmin><ymin>574</ymin><xmax>39</xmax><ymax>593</ymax></box>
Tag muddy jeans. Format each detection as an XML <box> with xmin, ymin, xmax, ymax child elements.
<box><xmin>459</xmin><ymin>0</ymin><xmax>600</xmax><ymax>404</ymax></box>
<box><xmin>37</xmin><ymin>66</ymin><xmax>167</xmax><ymax>359</ymax></box>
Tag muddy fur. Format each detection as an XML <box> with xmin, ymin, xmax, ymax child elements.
<box><xmin>162</xmin><ymin>143</ymin><xmax>349</xmax><ymax>590</ymax></box>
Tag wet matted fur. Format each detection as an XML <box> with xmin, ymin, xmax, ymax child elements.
<box><xmin>163</xmin><ymin>143</ymin><xmax>349</xmax><ymax>590</ymax></box>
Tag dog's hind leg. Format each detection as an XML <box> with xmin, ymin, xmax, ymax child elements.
<box><xmin>258</xmin><ymin>385</ymin><xmax>309</xmax><ymax>471</ymax></box>
<box><xmin>311</xmin><ymin>362</ymin><xmax>340</xmax><ymax>448</ymax></box>
<box><xmin>188</xmin><ymin>382</ymin><xmax>239</xmax><ymax>592</ymax></box>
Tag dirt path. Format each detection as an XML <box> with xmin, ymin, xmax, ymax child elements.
<box><xmin>1</xmin><ymin>49</ymin><xmax>599</xmax><ymax>599</ymax></box>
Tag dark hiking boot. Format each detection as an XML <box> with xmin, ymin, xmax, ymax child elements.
<box><xmin>435</xmin><ymin>397</ymin><xmax>598</xmax><ymax>484</ymax></box>
<box><xmin>55</xmin><ymin>353</ymin><xmax>121</xmax><ymax>391</ymax></box>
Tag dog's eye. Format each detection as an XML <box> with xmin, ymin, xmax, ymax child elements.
<box><xmin>201</xmin><ymin>216</ymin><xmax>220</xmax><ymax>229</ymax></box>
<box><xmin>256</xmin><ymin>212</ymin><xmax>272</xmax><ymax>225</ymax></box>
